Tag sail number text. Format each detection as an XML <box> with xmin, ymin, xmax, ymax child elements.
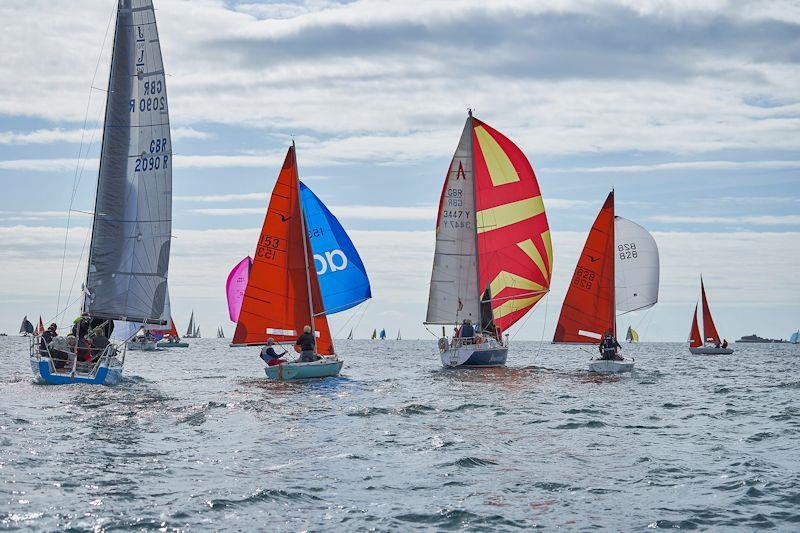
<box><xmin>134</xmin><ymin>137</ymin><xmax>170</xmax><ymax>173</ymax></box>
<box><xmin>572</xmin><ymin>266</ymin><xmax>595</xmax><ymax>290</ymax></box>
<box><xmin>441</xmin><ymin>187</ymin><xmax>471</xmax><ymax>229</ymax></box>
<box><xmin>256</xmin><ymin>234</ymin><xmax>282</xmax><ymax>260</ymax></box>
<box><xmin>618</xmin><ymin>242</ymin><xmax>638</xmax><ymax>260</ymax></box>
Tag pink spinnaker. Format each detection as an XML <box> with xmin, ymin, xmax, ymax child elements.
<box><xmin>226</xmin><ymin>256</ymin><xmax>253</xmax><ymax>323</ymax></box>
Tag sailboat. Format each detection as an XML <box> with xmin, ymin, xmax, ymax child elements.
<box><xmin>553</xmin><ymin>191</ymin><xmax>660</xmax><ymax>373</ymax></box>
<box><xmin>231</xmin><ymin>144</ymin><xmax>344</xmax><ymax>381</ymax></box>
<box><xmin>30</xmin><ymin>0</ymin><xmax>173</xmax><ymax>385</ymax></box>
<box><xmin>688</xmin><ymin>277</ymin><xmax>733</xmax><ymax>355</ymax></box>
<box><xmin>34</xmin><ymin>317</ymin><xmax>45</xmax><ymax>336</ymax></box>
<box><xmin>226</xmin><ymin>257</ymin><xmax>252</xmax><ymax>323</ymax></box>
<box><xmin>379</xmin><ymin>329</ymin><xmax>386</xmax><ymax>340</ymax></box>
<box><xmin>217</xmin><ymin>326</ymin><xmax>225</xmax><ymax>339</ymax></box>
<box><xmin>626</xmin><ymin>325</ymin><xmax>639</xmax><ymax>343</ymax></box>
<box><xmin>396</xmin><ymin>330</ymin><xmax>402</xmax><ymax>340</ymax></box>
<box><xmin>790</xmin><ymin>331</ymin><xmax>799</xmax><ymax>344</ymax></box>
<box><xmin>184</xmin><ymin>311</ymin><xmax>199</xmax><ymax>338</ymax></box>
<box><xmin>426</xmin><ymin>111</ymin><xmax>552</xmax><ymax>367</ymax></box>
<box><xmin>19</xmin><ymin>316</ymin><xmax>33</xmax><ymax>336</ymax></box>
<box><xmin>371</xmin><ymin>329</ymin><xmax>377</xmax><ymax>340</ymax></box>
<box><xmin>156</xmin><ymin>316</ymin><xmax>189</xmax><ymax>348</ymax></box>
<box><xmin>346</xmin><ymin>329</ymin><xmax>354</xmax><ymax>340</ymax></box>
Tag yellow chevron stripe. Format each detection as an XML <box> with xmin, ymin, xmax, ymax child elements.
<box><xmin>517</xmin><ymin>239</ymin><xmax>547</xmax><ymax>283</ymax></box>
<box><xmin>492</xmin><ymin>294</ymin><xmax>544</xmax><ymax>320</ymax></box>
<box><xmin>477</xmin><ymin>196</ymin><xmax>544</xmax><ymax>234</ymax></box>
<box><xmin>542</xmin><ymin>230</ymin><xmax>553</xmax><ymax>278</ymax></box>
<box><xmin>489</xmin><ymin>270</ymin><xmax>546</xmax><ymax>299</ymax></box>
<box><xmin>475</xmin><ymin>125</ymin><xmax>519</xmax><ymax>186</ymax></box>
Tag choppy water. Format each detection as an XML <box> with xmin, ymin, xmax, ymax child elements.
<box><xmin>1</xmin><ymin>337</ymin><xmax>799</xmax><ymax>531</ymax></box>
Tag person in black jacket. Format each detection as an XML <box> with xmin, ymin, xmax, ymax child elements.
<box><xmin>295</xmin><ymin>326</ymin><xmax>319</xmax><ymax>362</ymax></box>
<box><xmin>39</xmin><ymin>323</ymin><xmax>58</xmax><ymax>355</ymax></box>
<box><xmin>599</xmin><ymin>330</ymin><xmax>622</xmax><ymax>361</ymax></box>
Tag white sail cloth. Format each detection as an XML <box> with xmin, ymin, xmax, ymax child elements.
<box><xmin>614</xmin><ymin>216</ymin><xmax>659</xmax><ymax>314</ymax></box>
<box><xmin>426</xmin><ymin>119</ymin><xmax>481</xmax><ymax>324</ymax></box>
<box><xmin>84</xmin><ymin>0</ymin><xmax>172</xmax><ymax>325</ymax></box>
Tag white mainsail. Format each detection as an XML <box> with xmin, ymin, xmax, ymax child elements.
<box><xmin>83</xmin><ymin>0</ymin><xmax>172</xmax><ymax>326</ymax></box>
<box><xmin>426</xmin><ymin>118</ymin><xmax>481</xmax><ymax>325</ymax></box>
<box><xmin>614</xmin><ymin>216</ymin><xmax>659</xmax><ymax>314</ymax></box>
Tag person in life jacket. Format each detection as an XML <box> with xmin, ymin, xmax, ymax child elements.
<box><xmin>599</xmin><ymin>330</ymin><xmax>622</xmax><ymax>361</ymax></box>
<box><xmin>260</xmin><ymin>338</ymin><xmax>287</xmax><ymax>366</ymax></box>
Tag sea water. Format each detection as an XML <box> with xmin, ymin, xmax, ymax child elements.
<box><xmin>1</xmin><ymin>337</ymin><xmax>798</xmax><ymax>530</ymax></box>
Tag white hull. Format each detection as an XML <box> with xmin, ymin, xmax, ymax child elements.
<box><xmin>439</xmin><ymin>338</ymin><xmax>507</xmax><ymax>368</ymax></box>
<box><xmin>589</xmin><ymin>359</ymin><xmax>634</xmax><ymax>374</ymax></box>
<box><xmin>689</xmin><ymin>347</ymin><xmax>733</xmax><ymax>355</ymax></box>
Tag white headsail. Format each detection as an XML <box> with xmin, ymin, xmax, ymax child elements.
<box><xmin>425</xmin><ymin>118</ymin><xmax>481</xmax><ymax>325</ymax></box>
<box><xmin>83</xmin><ymin>0</ymin><xmax>172</xmax><ymax>326</ymax></box>
<box><xmin>614</xmin><ymin>216</ymin><xmax>659</xmax><ymax>314</ymax></box>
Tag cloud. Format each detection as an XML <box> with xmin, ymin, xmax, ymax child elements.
<box><xmin>649</xmin><ymin>214</ymin><xmax>800</xmax><ymax>225</ymax></box>
<box><xmin>545</xmin><ymin>160</ymin><xmax>800</xmax><ymax>173</ymax></box>
<box><xmin>189</xmin><ymin>204</ymin><xmax>434</xmax><ymax>220</ymax></box>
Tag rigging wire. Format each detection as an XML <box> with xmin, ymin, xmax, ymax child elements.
<box><xmin>56</xmin><ymin>3</ymin><xmax>117</xmax><ymax>321</ymax></box>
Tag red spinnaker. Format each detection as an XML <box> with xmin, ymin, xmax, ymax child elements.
<box><xmin>688</xmin><ymin>304</ymin><xmax>702</xmax><ymax>348</ymax></box>
<box><xmin>232</xmin><ymin>147</ymin><xmax>333</xmax><ymax>354</ymax></box>
<box><xmin>700</xmin><ymin>278</ymin><xmax>720</xmax><ymax>344</ymax></box>
<box><xmin>553</xmin><ymin>191</ymin><xmax>616</xmax><ymax>343</ymax></box>
<box><xmin>472</xmin><ymin>119</ymin><xmax>552</xmax><ymax>331</ymax></box>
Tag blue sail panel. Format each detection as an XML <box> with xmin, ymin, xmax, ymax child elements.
<box><xmin>300</xmin><ymin>182</ymin><xmax>372</xmax><ymax>315</ymax></box>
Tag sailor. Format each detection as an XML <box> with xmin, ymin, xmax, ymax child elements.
<box><xmin>260</xmin><ymin>339</ymin><xmax>287</xmax><ymax>366</ymax></box>
<box><xmin>39</xmin><ymin>323</ymin><xmax>57</xmax><ymax>355</ymax></box>
<box><xmin>89</xmin><ymin>327</ymin><xmax>110</xmax><ymax>359</ymax></box>
<box><xmin>722</xmin><ymin>339</ymin><xmax>728</xmax><ymax>349</ymax></box>
<box><xmin>48</xmin><ymin>333</ymin><xmax>71</xmax><ymax>370</ymax></box>
<box><xmin>295</xmin><ymin>326</ymin><xmax>319</xmax><ymax>362</ymax></box>
<box><xmin>598</xmin><ymin>330</ymin><xmax>622</xmax><ymax>361</ymax></box>
<box><xmin>460</xmin><ymin>319</ymin><xmax>475</xmax><ymax>341</ymax></box>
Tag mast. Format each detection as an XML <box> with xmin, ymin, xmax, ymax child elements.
<box><xmin>83</xmin><ymin>3</ymin><xmax>120</xmax><ymax>315</ymax></box>
<box><xmin>467</xmin><ymin>109</ymin><xmax>484</xmax><ymax>332</ymax></box>
<box><xmin>611</xmin><ymin>190</ymin><xmax>617</xmax><ymax>341</ymax></box>
<box><xmin>294</xmin><ymin>141</ymin><xmax>318</xmax><ymax>349</ymax></box>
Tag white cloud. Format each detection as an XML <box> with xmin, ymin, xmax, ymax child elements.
<box><xmin>188</xmin><ymin>204</ymin><xmax>434</xmax><ymax>220</ymax></box>
<box><xmin>175</xmin><ymin>192</ymin><xmax>267</xmax><ymax>203</ymax></box>
<box><xmin>649</xmin><ymin>214</ymin><xmax>800</xmax><ymax>225</ymax></box>
<box><xmin>545</xmin><ymin>160</ymin><xmax>800</xmax><ymax>174</ymax></box>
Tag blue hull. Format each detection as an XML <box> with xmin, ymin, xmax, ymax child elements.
<box><xmin>462</xmin><ymin>348</ymin><xmax>508</xmax><ymax>367</ymax></box>
<box><xmin>31</xmin><ymin>357</ymin><xmax>123</xmax><ymax>386</ymax></box>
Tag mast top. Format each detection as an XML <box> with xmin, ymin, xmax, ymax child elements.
<box><xmin>467</xmin><ymin>108</ymin><xmax>473</xmax><ymax>118</ymax></box>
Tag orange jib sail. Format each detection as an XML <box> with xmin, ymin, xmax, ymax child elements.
<box><xmin>688</xmin><ymin>304</ymin><xmax>702</xmax><ymax>348</ymax></box>
<box><xmin>232</xmin><ymin>146</ymin><xmax>333</xmax><ymax>354</ymax></box>
<box><xmin>553</xmin><ymin>191</ymin><xmax>616</xmax><ymax>343</ymax></box>
<box><xmin>472</xmin><ymin>119</ymin><xmax>552</xmax><ymax>332</ymax></box>
<box><xmin>700</xmin><ymin>278</ymin><xmax>720</xmax><ymax>344</ymax></box>
<box><xmin>167</xmin><ymin>316</ymin><xmax>179</xmax><ymax>338</ymax></box>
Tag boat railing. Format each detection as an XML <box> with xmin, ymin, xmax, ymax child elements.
<box><xmin>29</xmin><ymin>333</ymin><xmax>118</xmax><ymax>377</ymax></box>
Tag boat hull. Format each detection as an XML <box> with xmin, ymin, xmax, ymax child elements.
<box><xmin>265</xmin><ymin>358</ymin><xmax>343</xmax><ymax>381</ymax></box>
<box><xmin>440</xmin><ymin>344</ymin><xmax>508</xmax><ymax>368</ymax></box>
<box><xmin>588</xmin><ymin>359</ymin><xmax>634</xmax><ymax>374</ymax></box>
<box><xmin>127</xmin><ymin>341</ymin><xmax>158</xmax><ymax>351</ymax></box>
<box><xmin>158</xmin><ymin>341</ymin><xmax>189</xmax><ymax>348</ymax></box>
<box><xmin>30</xmin><ymin>355</ymin><xmax>124</xmax><ymax>385</ymax></box>
<box><xmin>689</xmin><ymin>347</ymin><xmax>734</xmax><ymax>355</ymax></box>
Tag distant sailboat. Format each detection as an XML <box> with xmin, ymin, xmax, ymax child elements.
<box><xmin>426</xmin><ymin>111</ymin><xmax>552</xmax><ymax>368</ymax></box>
<box><xmin>184</xmin><ymin>311</ymin><xmax>200</xmax><ymax>338</ymax></box>
<box><xmin>396</xmin><ymin>330</ymin><xmax>402</xmax><ymax>340</ymax></box>
<box><xmin>347</xmin><ymin>329</ymin><xmax>354</xmax><ymax>340</ymax></box>
<box><xmin>30</xmin><ymin>0</ymin><xmax>173</xmax><ymax>385</ymax></box>
<box><xmin>553</xmin><ymin>191</ymin><xmax>660</xmax><ymax>373</ymax></box>
<box><xmin>231</xmin><ymin>144</ymin><xmax>344</xmax><ymax>380</ymax></box>
<box><xmin>19</xmin><ymin>316</ymin><xmax>33</xmax><ymax>336</ymax></box>
<box><xmin>217</xmin><ymin>327</ymin><xmax>225</xmax><ymax>339</ymax></box>
<box><xmin>371</xmin><ymin>329</ymin><xmax>377</xmax><ymax>340</ymax></box>
<box><xmin>688</xmin><ymin>277</ymin><xmax>733</xmax><ymax>355</ymax></box>
<box><xmin>34</xmin><ymin>316</ymin><xmax>45</xmax><ymax>336</ymax></box>
<box><xmin>379</xmin><ymin>329</ymin><xmax>386</xmax><ymax>340</ymax></box>
<box><xmin>226</xmin><ymin>257</ymin><xmax>252</xmax><ymax>323</ymax></box>
<box><xmin>626</xmin><ymin>325</ymin><xmax>639</xmax><ymax>343</ymax></box>
<box><xmin>155</xmin><ymin>316</ymin><xmax>188</xmax><ymax>348</ymax></box>
<box><xmin>790</xmin><ymin>331</ymin><xmax>799</xmax><ymax>344</ymax></box>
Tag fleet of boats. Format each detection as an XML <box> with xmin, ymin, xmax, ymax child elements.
<box><xmin>16</xmin><ymin>0</ymin><xmax>793</xmax><ymax>386</ymax></box>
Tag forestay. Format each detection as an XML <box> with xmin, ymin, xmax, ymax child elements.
<box><xmin>426</xmin><ymin>120</ymin><xmax>481</xmax><ymax>325</ymax></box>
<box><xmin>614</xmin><ymin>216</ymin><xmax>659</xmax><ymax>314</ymax></box>
<box><xmin>84</xmin><ymin>0</ymin><xmax>172</xmax><ymax>325</ymax></box>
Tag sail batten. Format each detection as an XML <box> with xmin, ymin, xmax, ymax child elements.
<box><xmin>83</xmin><ymin>0</ymin><xmax>171</xmax><ymax>325</ymax></box>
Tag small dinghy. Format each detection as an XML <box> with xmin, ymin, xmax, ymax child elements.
<box><xmin>688</xmin><ymin>277</ymin><xmax>733</xmax><ymax>355</ymax></box>
<box><xmin>553</xmin><ymin>191</ymin><xmax>660</xmax><ymax>374</ymax></box>
<box><xmin>127</xmin><ymin>339</ymin><xmax>158</xmax><ymax>351</ymax></box>
<box><xmin>153</xmin><ymin>316</ymin><xmax>189</xmax><ymax>348</ymax></box>
<box><xmin>230</xmin><ymin>144</ymin><xmax>371</xmax><ymax>381</ymax></box>
<box><xmin>425</xmin><ymin>111</ymin><xmax>553</xmax><ymax>368</ymax></box>
<box><xmin>29</xmin><ymin>0</ymin><xmax>174</xmax><ymax>385</ymax></box>
<box><xmin>266</xmin><ymin>358</ymin><xmax>344</xmax><ymax>381</ymax></box>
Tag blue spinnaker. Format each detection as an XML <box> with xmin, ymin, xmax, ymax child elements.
<box><xmin>300</xmin><ymin>181</ymin><xmax>371</xmax><ymax>315</ymax></box>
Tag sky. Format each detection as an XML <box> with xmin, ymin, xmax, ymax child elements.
<box><xmin>0</xmin><ymin>0</ymin><xmax>798</xmax><ymax>341</ymax></box>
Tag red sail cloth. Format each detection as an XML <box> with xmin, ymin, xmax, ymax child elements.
<box><xmin>472</xmin><ymin>118</ymin><xmax>551</xmax><ymax>331</ymax></box>
<box><xmin>700</xmin><ymin>278</ymin><xmax>720</xmax><ymax>343</ymax></box>
<box><xmin>688</xmin><ymin>304</ymin><xmax>702</xmax><ymax>348</ymax></box>
<box><xmin>553</xmin><ymin>191</ymin><xmax>616</xmax><ymax>343</ymax></box>
<box><xmin>232</xmin><ymin>147</ymin><xmax>333</xmax><ymax>354</ymax></box>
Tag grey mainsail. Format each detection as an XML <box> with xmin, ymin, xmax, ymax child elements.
<box><xmin>425</xmin><ymin>117</ymin><xmax>481</xmax><ymax>325</ymax></box>
<box><xmin>84</xmin><ymin>0</ymin><xmax>172</xmax><ymax>325</ymax></box>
